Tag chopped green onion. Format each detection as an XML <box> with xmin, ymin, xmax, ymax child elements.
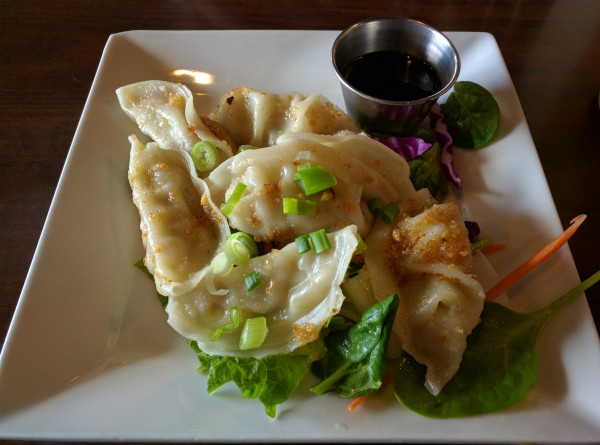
<box><xmin>238</xmin><ymin>144</ymin><xmax>257</xmax><ymax>152</ymax></box>
<box><xmin>471</xmin><ymin>236</ymin><xmax>494</xmax><ymax>255</ymax></box>
<box><xmin>308</xmin><ymin>228</ymin><xmax>332</xmax><ymax>254</ymax></box>
<box><xmin>244</xmin><ymin>270</ymin><xmax>261</xmax><ymax>292</ymax></box>
<box><xmin>211</xmin><ymin>251</ymin><xmax>233</xmax><ymax>276</ymax></box>
<box><xmin>191</xmin><ymin>140</ymin><xmax>219</xmax><ymax>172</ymax></box>
<box><xmin>283</xmin><ymin>197</ymin><xmax>317</xmax><ymax>216</ymax></box>
<box><xmin>369</xmin><ymin>198</ymin><xmax>400</xmax><ymax>224</ymax></box>
<box><xmin>354</xmin><ymin>233</ymin><xmax>367</xmax><ymax>255</ymax></box>
<box><xmin>296</xmin><ymin>161</ymin><xmax>312</xmax><ymax>171</ymax></box>
<box><xmin>295</xmin><ymin>234</ymin><xmax>312</xmax><ymax>254</ymax></box>
<box><xmin>209</xmin><ymin>306</ymin><xmax>240</xmax><ymax>341</ymax></box>
<box><xmin>228</xmin><ymin>232</ymin><xmax>259</xmax><ymax>258</ymax></box>
<box><xmin>224</xmin><ymin>238</ymin><xmax>251</xmax><ymax>265</ymax></box>
<box><xmin>367</xmin><ymin>197</ymin><xmax>384</xmax><ymax>216</ymax></box>
<box><xmin>220</xmin><ymin>182</ymin><xmax>247</xmax><ymax>216</ymax></box>
<box><xmin>380</xmin><ymin>202</ymin><xmax>400</xmax><ymax>224</ymax></box>
<box><xmin>294</xmin><ymin>166</ymin><xmax>337</xmax><ymax>196</ymax></box>
<box><xmin>239</xmin><ymin>316</ymin><xmax>269</xmax><ymax>350</ymax></box>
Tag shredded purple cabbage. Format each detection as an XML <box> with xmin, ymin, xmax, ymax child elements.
<box><xmin>464</xmin><ymin>220</ymin><xmax>481</xmax><ymax>243</ymax></box>
<box><xmin>369</xmin><ymin>104</ymin><xmax>462</xmax><ymax>190</ymax></box>
<box><xmin>427</xmin><ymin>104</ymin><xmax>462</xmax><ymax>189</ymax></box>
<box><xmin>372</xmin><ymin>136</ymin><xmax>431</xmax><ymax>161</ymax></box>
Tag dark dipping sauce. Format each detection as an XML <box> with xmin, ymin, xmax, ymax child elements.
<box><xmin>343</xmin><ymin>50</ymin><xmax>441</xmax><ymax>101</ymax></box>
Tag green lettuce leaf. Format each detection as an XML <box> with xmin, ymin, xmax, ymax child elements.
<box><xmin>188</xmin><ymin>340</ymin><xmax>309</xmax><ymax>418</ymax></box>
<box><xmin>135</xmin><ymin>259</ymin><xmax>309</xmax><ymax>418</ymax></box>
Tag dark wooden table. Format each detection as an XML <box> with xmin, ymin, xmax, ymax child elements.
<box><xmin>1</xmin><ymin>0</ymin><xmax>599</xmax><ymax>443</ymax></box>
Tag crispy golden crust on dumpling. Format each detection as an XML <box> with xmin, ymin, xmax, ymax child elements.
<box><xmin>364</xmin><ymin>192</ymin><xmax>485</xmax><ymax>396</ymax></box>
<box><xmin>128</xmin><ymin>134</ymin><xmax>230</xmax><ymax>297</ymax></box>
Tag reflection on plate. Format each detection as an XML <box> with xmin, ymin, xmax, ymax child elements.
<box><xmin>0</xmin><ymin>30</ymin><xmax>599</xmax><ymax>442</ymax></box>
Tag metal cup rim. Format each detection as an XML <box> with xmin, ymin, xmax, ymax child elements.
<box><xmin>332</xmin><ymin>16</ymin><xmax>461</xmax><ymax>105</ymax></box>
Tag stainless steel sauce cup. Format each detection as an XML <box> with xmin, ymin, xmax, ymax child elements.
<box><xmin>332</xmin><ymin>17</ymin><xmax>460</xmax><ymax>136</ymax></box>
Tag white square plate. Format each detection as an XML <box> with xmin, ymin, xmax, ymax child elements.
<box><xmin>1</xmin><ymin>30</ymin><xmax>599</xmax><ymax>442</ymax></box>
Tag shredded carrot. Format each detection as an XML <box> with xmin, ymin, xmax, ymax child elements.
<box><xmin>347</xmin><ymin>371</ymin><xmax>393</xmax><ymax>412</ymax></box>
<box><xmin>481</xmin><ymin>243</ymin><xmax>508</xmax><ymax>255</ymax></box>
<box><xmin>348</xmin><ymin>395</ymin><xmax>368</xmax><ymax>412</ymax></box>
<box><xmin>486</xmin><ymin>214</ymin><xmax>587</xmax><ymax>301</ymax></box>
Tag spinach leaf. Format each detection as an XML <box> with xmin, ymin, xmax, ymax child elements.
<box><xmin>393</xmin><ymin>271</ymin><xmax>600</xmax><ymax>418</ymax></box>
<box><xmin>188</xmin><ymin>340</ymin><xmax>309</xmax><ymax>418</ymax></box>
<box><xmin>310</xmin><ymin>294</ymin><xmax>399</xmax><ymax>397</ymax></box>
<box><xmin>408</xmin><ymin>142</ymin><xmax>449</xmax><ymax>201</ymax></box>
<box><xmin>440</xmin><ymin>81</ymin><xmax>500</xmax><ymax>149</ymax></box>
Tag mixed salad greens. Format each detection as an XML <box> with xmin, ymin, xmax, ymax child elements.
<box><xmin>130</xmin><ymin>80</ymin><xmax>596</xmax><ymax>419</ymax></box>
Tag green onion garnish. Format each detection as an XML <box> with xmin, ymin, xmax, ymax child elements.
<box><xmin>471</xmin><ymin>236</ymin><xmax>493</xmax><ymax>255</ymax></box>
<box><xmin>367</xmin><ymin>197</ymin><xmax>384</xmax><ymax>215</ymax></box>
<box><xmin>293</xmin><ymin>166</ymin><xmax>337</xmax><ymax>196</ymax></box>
<box><xmin>238</xmin><ymin>144</ymin><xmax>257</xmax><ymax>152</ymax></box>
<box><xmin>296</xmin><ymin>161</ymin><xmax>312</xmax><ymax>171</ymax></box>
<box><xmin>380</xmin><ymin>202</ymin><xmax>400</xmax><ymax>224</ymax></box>
<box><xmin>228</xmin><ymin>232</ymin><xmax>259</xmax><ymax>258</ymax></box>
<box><xmin>209</xmin><ymin>306</ymin><xmax>240</xmax><ymax>341</ymax></box>
<box><xmin>354</xmin><ymin>233</ymin><xmax>367</xmax><ymax>255</ymax></box>
<box><xmin>283</xmin><ymin>197</ymin><xmax>317</xmax><ymax>216</ymax></box>
<box><xmin>191</xmin><ymin>140</ymin><xmax>219</xmax><ymax>172</ymax></box>
<box><xmin>220</xmin><ymin>182</ymin><xmax>247</xmax><ymax>216</ymax></box>
<box><xmin>295</xmin><ymin>234</ymin><xmax>312</xmax><ymax>254</ymax></box>
<box><xmin>224</xmin><ymin>238</ymin><xmax>251</xmax><ymax>265</ymax></box>
<box><xmin>211</xmin><ymin>251</ymin><xmax>233</xmax><ymax>276</ymax></box>
<box><xmin>244</xmin><ymin>270</ymin><xmax>261</xmax><ymax>292</ymax></box>
<box><xmin>308</xmin><ymin>228</ymin><xmax>332</xmax><ymax>254</ymax></box>
<box><xmin>368</xmin><ymin>198</ymin><xmax>400</xmax><ymax>224</ymax></box>
<box><xmin>239</xmin><ymin>316</ymin><xmax>269</xmax><ymax>350</ymax></box>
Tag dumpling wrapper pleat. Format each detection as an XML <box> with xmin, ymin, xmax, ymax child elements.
<box><xmin>364</xmin><ymin>191</ymin><xmax>485</xmax><ymax>396</ymax></box>
<box><xmin>206</xmin><ymin>132</ymin><xmax>415</xmax><ymax>244</ymax></box>
<box><xmin>167</xmin><ymin>225</ymin><xmax>359</xmax><ymax>357</ymax></box>
<box><xmin>128</xmin><ymin>134</ymin><xmax>230</xmax><ymax>298</ymax></box>
<box><xmin>117</xmin><ymin>80</ymin><xmax>234</xmax><ymax>173</ymax></box>
<box><xmin>208</xmin><ymin>86</ymin><xmax>359</xmax><ymax>148</ymax></box>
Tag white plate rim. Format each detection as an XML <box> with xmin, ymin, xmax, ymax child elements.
<box><xmin>0</xmin><ymin>29</ymin><xmax>599</xmax><ymax>443</ymax></box>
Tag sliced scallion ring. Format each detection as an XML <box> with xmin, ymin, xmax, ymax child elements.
<box><xmin>308</xmin><ymin>228</ymin><xmax>331</xmax><ymax>254</ymax></box>
<box><xmin>293</xmin><ymin>165</ymin><xmax>337</xmax><ymax>196</ymax></box>
<box><xmin>295</xmin><ymin>233</ymin><xmax>311</xmax><ymax>254</ymax></box>
<box><xmin>296</xmin><ymin>161</ymin><xmax>312</xmax><ymax>171</ymax></box>
<box><xmin>244</xmin><ymin>270</ymin><xmax>261</xmax><ymax>292</ymax></box>
<box><xmin>191</xmin><ymin>140</ymin><xmax>219</xmax><ymax>172</ymax></box>
<box><xmin>224</xmin><ymin>238</ymin><xmax>251</xmax><ymax>265</ymax></box>
<box><xmin>209</xmin><ymin>306</ymin><xmax>240</xmax><ymax>341</ymax></box>
<box><xmin>239</xmin><ymin>316</ymin><xmax>269</xmax><ymax>350</ymax></box>
<box><xmin>367</xmin><ymin>197</ymin><xmax>384</xmax><ymax>216</ymax></box>
<box><xmin>283</xmin><ymin>197</ymin><xmax>317</xmax><ymax>216</ymax></box>
<box><xmin>220</xmin><ymin>182</ymin><xmax>247</xmax><ymax>216</ymax></box>
<box><xmin>211</xmin><ymin>251</ymin><xmax>233</xmax><ymax>276</ymax></box>
<box><xmin>380</xmin><ymin>202</ymin><xmax>400</xmax><ymax>224</ymax></box>
<box><xmin>354</xmin><ymin>233</ymin><xmax>367</xmax><ymax>256</ymax></box>
<box><xmin>228</xmin><ymin>232</ymin><xmax>259</xmax><ymax>258</ymax></box>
